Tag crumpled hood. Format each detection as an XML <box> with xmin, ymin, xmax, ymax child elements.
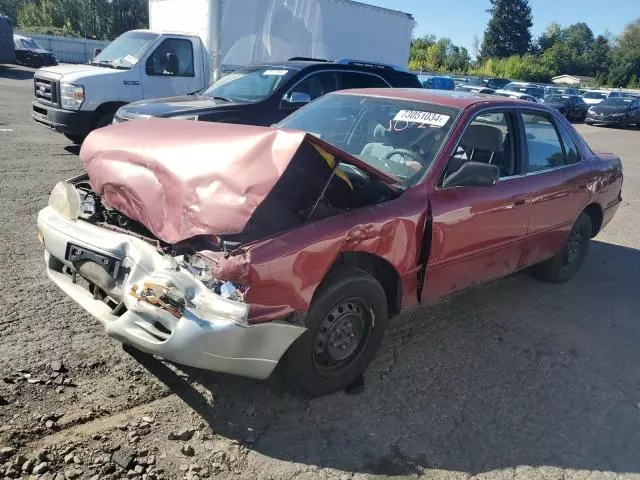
<box><xmin>118</xmin><ymin>95</ymin><xmax>246</xmax><ymax>117</ymax></box>
<box><xmin>80</xmin><ymin>119</ymin><xmax>396</xmax><ymax>244</ymax></box>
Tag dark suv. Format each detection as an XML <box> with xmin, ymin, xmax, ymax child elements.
<box><xmin>114</xmin><ymin>58</ymin><xmax>422</xmax><ymax>125</ymax></box>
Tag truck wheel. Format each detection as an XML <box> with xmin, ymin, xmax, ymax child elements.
<box><xmin>64</xmin><ymin>134</ymin><xmax>85</xmax><ymax>145</ymax></box>
<box><xmin>531</xmin><ymin>212</ymin><xmax>592</xmax><ymax>284</ymax></box>
<box><xmin>94</xmin><ymin>111</ymin><xmax>116</xmax><ymax>129</ymax></box>
<box><xmin>281</xmin><ymin>269</ymin><xmax>388</xmax><ymax>397</ymax></box>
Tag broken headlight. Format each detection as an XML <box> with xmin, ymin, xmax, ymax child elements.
<box><xmin>49</xmin><ymin>182</ymin><xmax>81</xmax><ymax>220</ymax></box>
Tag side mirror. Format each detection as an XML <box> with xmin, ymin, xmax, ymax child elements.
<box><xmin>442</xmin><ymin>161</ymin><xmax>499</xmax><ymax>188</ymax></box>
<box><xmin>93</xmin><ymin>48</ymin><xmax>101</xmax><ymax>58</ymax></box>
<box><xmin>284</xmin><ymin>91</ymin><xmax>311</xmax><ymax>105</ymax></box>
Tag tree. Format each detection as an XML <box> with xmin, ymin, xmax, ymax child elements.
<box><xmin>537</xmin><ymin>22</ymin><xmax>562</xmax><ymax>51</ymax></box>
<box><xmin>480</xmin><ymin>0</ymin><xmax>532</xmax><ymax>60</ymax></box>
<box><xmin>628</xmin><ymin>74</ymin><xmax>639</xmax><ymax>89</ymax></box>
<box><xmin>609</xmin><ymin>18</ymin><xmax>640</xmax><ymax>87</ymax></box>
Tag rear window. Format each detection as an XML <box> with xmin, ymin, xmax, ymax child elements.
<box><xmin>387</xmin><ymin>73</ymin><xmax>422</xmax><ymax>88</ymax></box>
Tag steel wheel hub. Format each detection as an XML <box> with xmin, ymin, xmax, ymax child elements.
<box><xmin>314</xmin><ymin>300</ymin><xmax>368</xmax><ymax>368</ymax></box>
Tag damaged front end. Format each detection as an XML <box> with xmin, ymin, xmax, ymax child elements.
<box><xmin>38</xmin><ymin>119</ymin><xmax>403</xmax><ymax>378</ymax></box>
<box><xmin>38</xmin><ymin>177</ymin><xmax>305</xmax><ymax>379</ymax></box>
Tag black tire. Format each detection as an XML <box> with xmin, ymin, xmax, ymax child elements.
<box><xmin>64</xmin><ymin>134</ymin><xmax>85</xmax><ymax>145</ymax></box>
<box><xmin>531</xmin><ymin>212</ymin><xmax>592</xmax><ymax>284</ymax></box>
<box><xmin>94</xmin><ymin>110</ymin><xmax>116</xmax><ymax>130</ymax></box>
<box><xmin>281</xmin><ymin>269</ymin><xmax>388</xmax><ymax>397</ymax></box>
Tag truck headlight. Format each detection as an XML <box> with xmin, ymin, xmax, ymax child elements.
<box><xmin>60</xmin><ymin>83</ymin><xmax>85</xmax><ymax>110</ymax></box>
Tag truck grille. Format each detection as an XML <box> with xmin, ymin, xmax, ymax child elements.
<box><xmin>34</xmin><ymin>77</ymin><xmax>58</xmax><ymax>106</ymax></box>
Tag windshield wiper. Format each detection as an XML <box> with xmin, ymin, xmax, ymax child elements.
<box><xmin>90</xmin><ymin>60</ymin><xmax>130</xmax><ymax>70</ymax></box>
<box><xmin>209</xmin><ymin>96</ymin><xmax>234</xmax><ymax>102</ymax></box>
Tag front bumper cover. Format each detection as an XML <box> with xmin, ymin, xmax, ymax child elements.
<box><xmin>37</xmin><ymin>206</ymin><xmax>305</xmax><ymax>379</ymax></box>
<box><xmin>32</xmin><ymin>101</ymin><xmax>93</xmax><ymax>136</ymax></box>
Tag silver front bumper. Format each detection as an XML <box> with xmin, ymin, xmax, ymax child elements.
<box><xmin>37</xmin><ymin>206</ymin><xmax>305</xmax><ymax>379</ymax></box>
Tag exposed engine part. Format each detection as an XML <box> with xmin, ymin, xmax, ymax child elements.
<box><xmin>129</xmin><ymin>283</ymin><xmax>186</xmax><ymax>319</ymax></box>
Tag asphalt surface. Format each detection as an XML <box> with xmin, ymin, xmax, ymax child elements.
<box><xmin>1</xmin><ymin>64</ymin><xmax>639</xmax><ymax>480</ymax></box>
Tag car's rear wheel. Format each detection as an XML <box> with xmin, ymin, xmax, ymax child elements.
<box><xmin>281</xmin><ymin>269</ymin><xmax>388</xmax><ymax>397</ymax></box>
<box><xmin>531</xmin><ymin>212</ymin><xmax>592</xmax><ymax>284</ymax></box>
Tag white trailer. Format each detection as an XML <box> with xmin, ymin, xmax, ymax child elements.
<box><xmin>149</xmin><ymin>0</ymin><xmax>416</xmax><ymax>79</ymax></box>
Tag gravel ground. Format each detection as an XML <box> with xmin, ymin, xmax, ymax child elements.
<box><xmin>1</xmin><ymin>64</ymin><xmax>639</xmax><ymax>480</ymax></box>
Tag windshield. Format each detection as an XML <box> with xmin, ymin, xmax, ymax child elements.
<box><xmin>277</xmin><ymin>93</ymin><xmax>460</xmax><ymax>186</ymax></box>
<box><xmin>544</xmin><ymin>95</ymin><xmax>568</xmax><ymax>103</ymax></box>
<box><xmin>600</xmin><ymin>98</ymin><xmax>633</xmax><ymax>107</ymax></box>
<box><xmin>583</xmin><ymin>91</ymin><xmax>608</xmax><ymax>99</ymax></box>
<box><xmin>93</xmin><ymin>31</ymin><xmax>158</xmax><ymax>69</ymax></box>
<box><xmin>545</xmin><ymin>87</ymin><xmax>564</xmax><ymax>96</ymax></box>
<box><xmin>201</xmin><ymin>65</ymin><xmax>296</xmax><ymax>102</ymax></box>
<box><xmin>16</xmin><ymin>37</ymin><xmax>43</xmax><ymax>50</ymax></box>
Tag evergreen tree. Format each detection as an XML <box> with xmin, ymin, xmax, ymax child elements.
<box><xmin>480</xmin><ymin>0</ymin><xmax>533</xmax><ymax>60</ymax></box>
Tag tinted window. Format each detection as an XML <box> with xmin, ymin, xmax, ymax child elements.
<box><xmin>340</xmin><ymin>72</ymin><xmax>388</xmax><ymax>89</ymax></box>
<box><xmin>291</xmin><ymin>71</ymin><xmax>342</xmax><ymax>101</ymax></box>
<box><xmin>146</xmin><ymin>38</ymin><xmax>194</xmax><ymax>77</ymax></box>
<box><xmin>558</xmin><ymin>125</ymin><xmax>580</xmax><ymax>164</ymax></box>
<box><xmin>521</xmin><ymin>112</ymin><xmax>566</xmax><ymax>172</ymax></box>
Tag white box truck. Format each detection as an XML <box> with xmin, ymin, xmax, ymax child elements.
<box><xmin>31</xmin><ymin>0</ymin><xmax>415</xmax><ymax>143</ymax></box>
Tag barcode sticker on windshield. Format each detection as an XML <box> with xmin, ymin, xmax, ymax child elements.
<box><xmin>263</xmin><ymin>69</ymin><xmax>288</xmax><ymax>76</ymax></box>
<box><xmin>393</xmin><ymin>110</ymin><xmax>450</xmax><ymax>127</ymax></box>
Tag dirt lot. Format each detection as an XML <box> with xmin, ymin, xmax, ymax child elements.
<box><xmin>1</xmin><ymin>64</ymin><xmax>639</xmax><ymax>480</ymax></box>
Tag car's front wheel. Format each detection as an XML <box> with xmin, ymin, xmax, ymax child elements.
<box><xmin>281</xmin><ymin>269</ymin><xmax>388</xmax><ymax>397</ymax></box>
<box><xmin>531</xmin><ymin>212</ymin><xmax>592</xmax><ymax>283</ymax></box>
<box><xmin>64</xmin><ymin>134</ymin><xmax>85</xmax><ymax>145</ymax></box>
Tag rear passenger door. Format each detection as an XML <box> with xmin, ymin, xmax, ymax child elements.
<box><xmin>517</xmin><ymin>110</ymin><xmax>592</xmax><ymax>266</ymax></box>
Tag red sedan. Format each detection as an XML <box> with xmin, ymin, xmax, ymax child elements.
<box><xmin>38</xmin><ymin>89</ymin><xmax>622</xmax><ymax>396</ymax></box>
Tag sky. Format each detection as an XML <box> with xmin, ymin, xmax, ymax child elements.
<box><xmin>363</xmin><ymin>0</ymin><xmax>640</xmax><ymax>56</ymax></box>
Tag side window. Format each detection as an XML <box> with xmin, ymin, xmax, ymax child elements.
<box><xmin>442</xmin><ymin>110</ymin><xmax>516</xmax><ymax>183</ymax></box>
<box><xmin>609</xmin><ymin>92</ymin><xmax>618</xmax><ymax>98</ymax></box>
<box><xmin>558</xmin><ymin>125</ymin><xmax>580</xmax><ymax>164</ymax></box>
<box><xmin>289</xmin><ymin>71</ymin><xmax>341</xmax><ymax>101</ymax></box>
<box><xmin>340</xmin><ymin>72</ymin><xmax>388</xmax><ymax>89</ymax></box>
<box><xmin>146</xmin><ymin>38</ymin><xmax>194</xmax><ymax>77</ymax></box>
<box><xmin>521</xmin><ymin>112</ymin><xmax>566</xmax><ymax>172</ymax></box>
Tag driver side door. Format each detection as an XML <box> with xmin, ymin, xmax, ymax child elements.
<box><xmin>141</xmin><ymin>37</ymin><xmax>201</xmax><ymax>99</ymax></box>
<box><xmin>421</xmin><ymin>109</ymin><xmax>532</xmax><ymax>303</ymax></box>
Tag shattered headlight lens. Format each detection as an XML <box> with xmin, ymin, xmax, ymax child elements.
<box><xmin>49</xmin><ymin>182</ymin><xmax>81</xmax><ymax>220</ymax></box>
<box><xmin>60</xmin><ymin>83</ymin><xmax>85</xmax><ymax>110</ymax></box>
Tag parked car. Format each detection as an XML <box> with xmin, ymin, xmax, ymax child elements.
<box><xmin>544</xmin><ymin>86</ymin><xmax>580</xmax><ymax>97</ymax></box>
<box><xmin>484</xmin><ymin>78</ymin><xmax>510</xmax><ymax>90</ymax></box>
<box><xmin>582</xmin><ymin>89</ymin><xmax>623</xmax><ymax>105</ymax></box>
<box><xmin>37</xmin><ymin>90</ymin><xmax>622</xmax><ymax>396</ymax></box>
<box><xmin>585</xmin><ymin>97</ymin><xmax>640</xmax><ymax>127</ymax></box>
<box><xmin>542</xmin><ymin>94</ymin><xmax>589</xmax><ymax>121</ymax></box>
<box><xmin>493</xmin><ymin>90</ymin><xmax>539</xmax><ymax>102</ymax></box>
<box><xmin>455</xmin><ymin>84</ymin><xmax>495</xmax><ymax>94</ymax></box>
<box><xmin>114</xmin><ymin>59</ymin><xmax>422</xmax><ymax>126</ymax></box>
<box><xmin>421</xmin><ymin>75</ymin><xmax>455</xmax><ymax>90</ymax></box>
<box><xmin>503</xmin><ymin>82</ymin><xmax>545</xmax><ymax>100</ymax></box>
<box><xmin>13</xmin><ymin>34</ymin><xmax>57</xmax><ymax>67</ymax></box>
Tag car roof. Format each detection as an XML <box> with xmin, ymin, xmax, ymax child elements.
<box><xmin>248</xmin><ymin>60</ymin><xmax>415</xmax><ymax>76</ymax></box>
<box><xmin>335</xmin><ymin>88</ymin><xmax>529</xmax><ymax>109</ymax></box>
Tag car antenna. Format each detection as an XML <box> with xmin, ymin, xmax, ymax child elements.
<box><xmin>306</xmin><ymin>169</ymin><xmax>336</xmax><ymax>221</ymax></box>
